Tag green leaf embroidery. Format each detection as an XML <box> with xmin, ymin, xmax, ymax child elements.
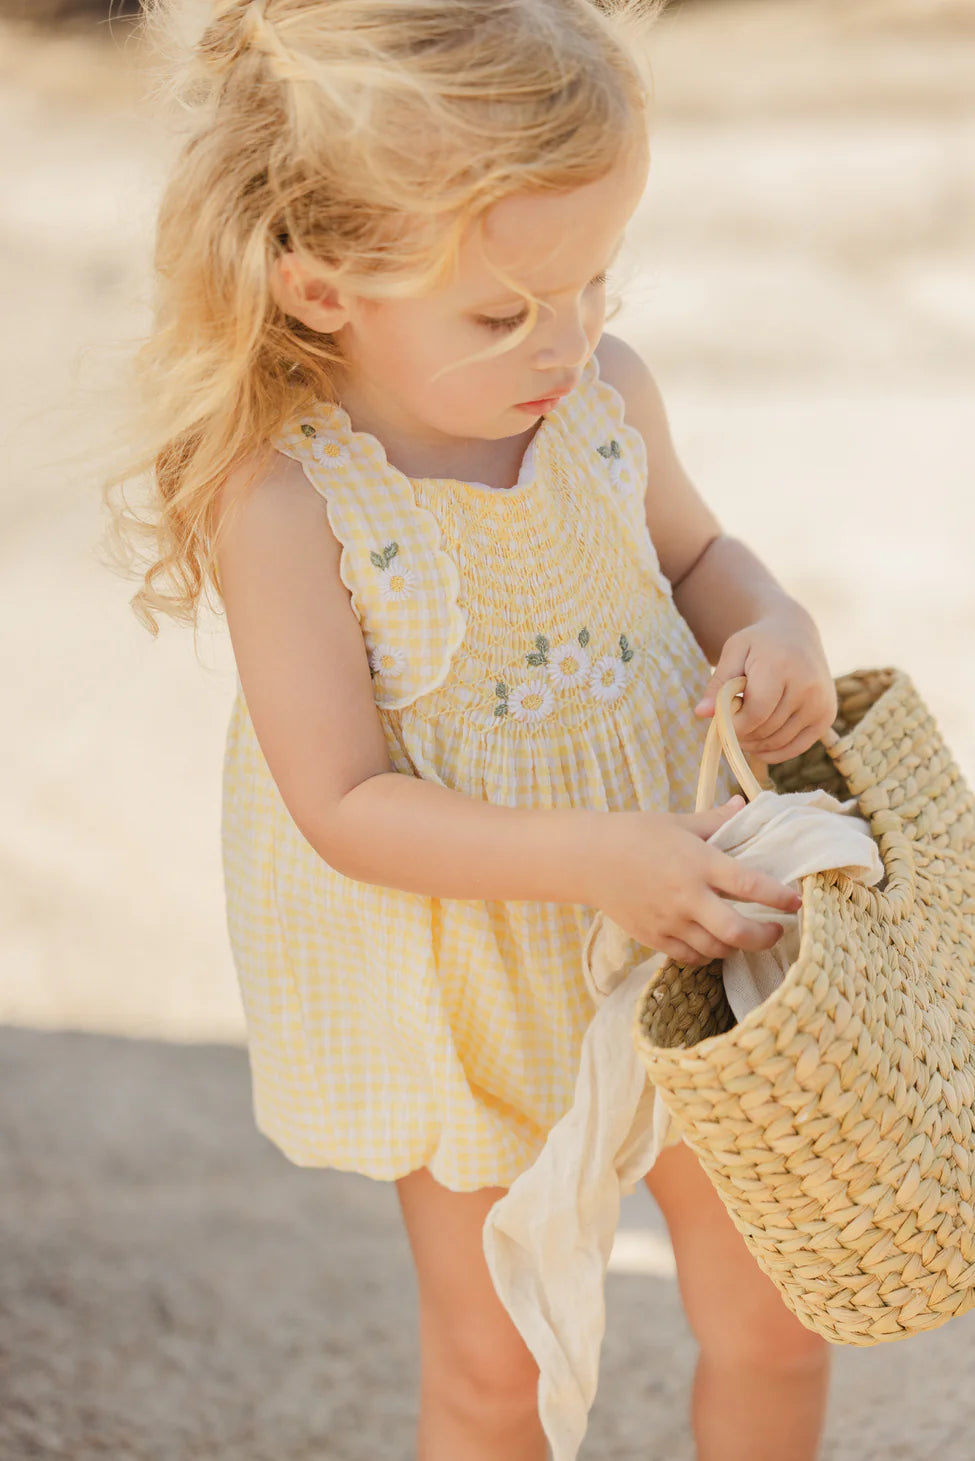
<box><xmin>619</xmin><ymin>633</ymin><xmax>634</xmax><ymax>664</ymax></box>
<box><xmin>578</xmin><ymin>627</ymin><xmax>590</xmax><ymax>648</ymax></box>
<box><xmin>300</xmin><ymin>422</ymin><xmax>316</xmax><ymax>438</ymax></box>
<box><xmin>525</xmin><ymin>632</ymin><xmax>549</xmax><ymax>668</ymax></box>
<box><xmin>495</xmin><ymin>681</ymin><xmax>508</xmax><ymax>698</ymax></box>
<box><xmin>494</xmin><ymin>703</ymin><xmax>508</xmax><ymax>718</ymax></box>
<box><xmin>368</xmin><ymin>541</ymin><xmax>400</xmax><ymax>571</ymax></box>
<box><xmin>596</xmin><ymin>439</ymin><xmax>621</xmax><ymax>461</ymax></box>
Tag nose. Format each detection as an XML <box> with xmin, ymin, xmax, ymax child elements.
<box><xmin>531</xmin><ymin>300</ymin><xmax>592</xmax><ymax>372</ymax></box>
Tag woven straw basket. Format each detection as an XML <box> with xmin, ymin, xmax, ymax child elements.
<box><xmin>634</xmin><ymin>668</ymin><xmax>975</xmax><ymax>1345</ymax></box>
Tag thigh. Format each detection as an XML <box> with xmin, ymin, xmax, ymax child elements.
<box><xmin>644</xmin><ymin>1141</ymin><xmax>827</xmax><ymax>1368</ymax></box>
<box><xmin>396</xmin><ymin>1167</ymin><xmax>539</xmax><ymax>1392</ymax></box>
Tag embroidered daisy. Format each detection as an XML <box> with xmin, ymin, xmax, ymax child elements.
<box><xmin>368</xmin><ymin>643</ymin><xmax>406</xmax><ymax>678</ymax></box>
<box><xmin>589</xmin><ymin>654</ymin><xmax>627</xmax><ymax>704</ymax></box>
<box><xmin>379</xmin><ymin>564</ymin><xmax>418</xmax><ymax>602</ymax></box>
<box><xmin>508</xmin><ymin>678</ymin><xmax>555</xmax><ymax>724</ymax></box>
<box><xmin>303</xmin><ymin>427</ymin><xmax>351</xmax><ymax>469</ymax></box>
<box><xmin>547</xmin><ymin>640</ymin><xmax>591</xmax><ymax>689</ymax></box>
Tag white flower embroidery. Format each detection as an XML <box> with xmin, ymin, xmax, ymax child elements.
<box><xmin>368</xmin><ymin>643</ymin><xmax>406</xmax><ymax>678</ymax></box>
<box><xmin>547</xmin><ymin>641</ymin><xmax>591</xmax><ymax>689</ymax></box>
<box><xmin>308</xmin><ymin>433</ymin><xmax>351</xmax><ymax>469</ymax></box>
<box><xmin>589</xmin><ymin>654</ymin><xmax>627</xmax><ymax>704</ymax></box>
<box><xmin>508</xmin><ymin>678</ymin><xmax>555</xmax><ymax>723</ymax></box>
<box><xmin>379</xmin><ymin>565</ymin><xmax>418</xmax><ymax>602</ymax></box>
<box><xmin>607</xmin><ymin>457</ymin><xmax>624</xmax><ymax>489</ymax></box>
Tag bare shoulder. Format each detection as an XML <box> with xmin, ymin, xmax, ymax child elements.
<box><xmin>214</xmin><ymin>445</ymin><xmax>343</xmax><ymax>576</ymax></box>
<box><xmin>217</xmin><ymin>446</ymin><xmax>329</xmax><ymax>532</ymax></box>
<box><xmin>593</xmin><ymin>333</ymin><xmax>671</xmax><ymax>453</ymax></box>
<box><xmin>594</xmin><ymin>332</ymin><xmax>652</xmax><ymax>396</ymax></box>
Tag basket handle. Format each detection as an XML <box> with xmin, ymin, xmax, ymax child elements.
<box><xmin>694</xmin><ymin>676</ymin><xmax>766</xmax><ymax>813</ymax></box>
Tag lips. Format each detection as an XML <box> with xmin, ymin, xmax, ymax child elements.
<box><xmin>516</xmin><ymin>381</ymin><xmax>577</xmax><ymax>410</ymax></box>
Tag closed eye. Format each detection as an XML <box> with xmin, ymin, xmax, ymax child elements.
<box><xmin>474</xmin><ymin>272</ymin><xmax>608</xmax><ymax>333</ymax></box>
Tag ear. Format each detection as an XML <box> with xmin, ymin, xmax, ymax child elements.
<box><xmin>270</xmin><ymin>251</ymin><xmax>351</xmax><ymax>332</ymax></box>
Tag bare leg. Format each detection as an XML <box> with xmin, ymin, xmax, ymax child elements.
<box><xmin>396</xmin><ymin>1166</ymin><xmax>547</xmax><ymax>1461</ymax></box>
<box><xmin>645</xmin><ymin>1142</ymin><xmax>831</xmax><ymax>1461</ymax></box>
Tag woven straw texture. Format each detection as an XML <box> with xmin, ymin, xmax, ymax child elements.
<box><xmin>634</xmin><ymin>668</ymin><xmax>975</xmax><ymax>1345</ymax></box>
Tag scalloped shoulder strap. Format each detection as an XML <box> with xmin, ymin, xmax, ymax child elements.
<box><xmin>546</xmin><ymin>353</ymin><xmax>664</xmax><ymax>580</ymax></box>
<box><xmin>273</xmin><ymin>404</ymin><xmax>466</xmax><ymax>711</ymax></box>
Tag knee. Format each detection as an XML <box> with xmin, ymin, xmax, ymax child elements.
<box><xmin>422</xmin><ymin>1315</ymin><xmax>540</xmax><ymax>1422</ymax></box>
<box><xmin>701</xmin><ymin>1299</ymin><xmax>830</xmax><ymax>1377</ymax></box>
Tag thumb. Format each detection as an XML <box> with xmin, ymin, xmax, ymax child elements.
<box><xmin>679</xmin><ymin>796</ymin><xmax>746</xmax><ymax>841</ymax></box>
<box><xmin>695</xmin><ymin>641</ymin><xmax>746</xmax><ymax>719</ymax></box>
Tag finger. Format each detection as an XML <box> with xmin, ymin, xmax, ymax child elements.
<box><xmin>660</xmin><ymin>937</ymin><xmax>708</xmax><ymax>967</ymax></box>
<box><xmin>743</xmin><ymin>706</ymin><xmax>809</xmax><ymax>755</ymax></box>
<box><xmin>698</xmin><ymin>893</ymin><xmax>786</xmax><ymax>952</ymax></box>
<box><xmin>734</xmin><ymin>681</ymin><xmax>786</xmax><ymax>739</ymax></box>
<box><xmin>705</xmin><ymin>852</ymin><xmax>802</xmax><ymax>913</ymax></box>
<box><xmin>681</xmin><ymin>922</ymin><xmax>736</xmax><ymax>962</ymax></box>
<box><xmin>744</xmin><ymin>687</ymin><xmax>797</xmax><ymax>745</ymax></box>
<box><xmin>748</xmin><ymin>681</ymin><xmax>839</xmax><ymax>759</ymax></box>
<box><xmin>694</xmin><ymin>670</ymin><xmax>720</xmax><ymax>718</ymax></box>
<box><xmin>694</xmin><ymin>644</ymin><xmax>747</xmax><ymax>717</ymax></box>
<box><xmin>763</xmin><ymin>728</ymin><xmax>824</xmax><ymax>765</ymax></box>
<box><xmin>679</xmin><ymin>797</ymin><xmax>746</xmax><ymax>840</ymax></box>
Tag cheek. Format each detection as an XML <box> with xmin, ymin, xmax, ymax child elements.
<box><xmin>348</xmin><ymin>300</ymin><xmax>521</xmax><ymax>418</ymax></box>
<box><xmin>586</xmin><ymin>288</ymin><xmax>608</xmax><ymax>335</ymax></box>
<box><xmin>407</xmin><ymin>329</ymin><xmax>520</xmax><ymax>407</ymax></box>
<box><xmin>377</xmin><ymin>314</ymin><xmax>474</xmax><ymax>390</ymax></box>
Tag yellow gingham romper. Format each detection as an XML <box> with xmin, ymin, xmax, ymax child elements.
<box><xmin>221</xmin><ymin>353</ymin><xmax>715</xmax><ymax>1191</ymax></box>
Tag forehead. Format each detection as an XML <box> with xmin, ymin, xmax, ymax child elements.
<box><xmin>458</xmin><ymin>142</ymin><xmax>649</xmax><ymax>299</ymax></box>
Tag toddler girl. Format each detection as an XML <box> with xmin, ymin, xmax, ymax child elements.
<box><xmin>117</xmin><ymin>1</ymin><xmax>840</xmax><ymax>1456</ymax></box>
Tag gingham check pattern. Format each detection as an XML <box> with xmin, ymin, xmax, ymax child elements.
<box><xmin>223</xmin><ymin>357</ymin><xmax>720</xmax><ymax>1190</ymax></box>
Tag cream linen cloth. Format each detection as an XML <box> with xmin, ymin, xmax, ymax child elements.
<box><xmin>482</xmin><ymin>788</ymin><xmax>885</xmax><ymax>1461</ymax></box>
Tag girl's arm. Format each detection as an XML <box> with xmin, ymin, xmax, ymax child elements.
<box><xmin>215</xmin><ymin>451</ymin><xmax>798</xmax><ymax>961</ymax></box>
<box><xmin>216</xmin><ymin>452</ymin><xmax>592</xmax><ymax>904</ymax></box>
<box><xmin>595</xmin><ymin>335</ymin><xmax>837</xmax><ymax>761</ymax></box>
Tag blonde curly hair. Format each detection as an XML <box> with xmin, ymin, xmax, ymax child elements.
<box><xmin>106</xmin><ymin>0</ymin><xmax>660</xmax><ymax>632</ymax></box>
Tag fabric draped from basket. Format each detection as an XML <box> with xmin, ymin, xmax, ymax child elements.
<box><xmin>633</xmin><ymin>667</ymin><xmax>975</xmax><ymax>1346</ymax></box>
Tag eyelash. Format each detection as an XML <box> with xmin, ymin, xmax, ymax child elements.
<box><xmin>475</xmin><ymin>272</ymin><xmax>608</xmax><ymax>333</ymax></box>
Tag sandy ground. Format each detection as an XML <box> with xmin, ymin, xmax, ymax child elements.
<box><xmin>2</xmin><ymin>2</ymin><xmax>975</xmax><ymax>1456</ymax></box>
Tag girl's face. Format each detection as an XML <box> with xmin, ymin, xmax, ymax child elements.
<box><xmin>332</xmin><ymin>140</ymin><xmax>649</xmax><ymax>445</ymax></box>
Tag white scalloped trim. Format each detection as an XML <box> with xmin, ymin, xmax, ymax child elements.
<box><xmin>579</xmin><ymin>352</ymin><xmax>672</xmax><ymax>593</ymax></box>
<box><xmin>585</xmin><ymin>350</ymin><xmax>649</xmax><ymax>487</ymax></box>
<box><xmin>274</xmin><ymin>406</ymin><xmax>467</xmax><ymax>712</ymax></box>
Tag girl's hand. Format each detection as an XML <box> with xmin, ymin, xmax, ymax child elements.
<box><xmin>694</xmin><ymin>602</ymin><xmax>838</xmax><ymax>763</ymax></box>
<box><xmin>583</xmin><ymin>801</ymin><xmax>802</xmax><ymax>965</ymax></box>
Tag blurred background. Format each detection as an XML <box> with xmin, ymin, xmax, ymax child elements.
<box><xmin>1</xmin><ymin>1</ymin><xmax>974</xmax><ymax>1457</ymax></box>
